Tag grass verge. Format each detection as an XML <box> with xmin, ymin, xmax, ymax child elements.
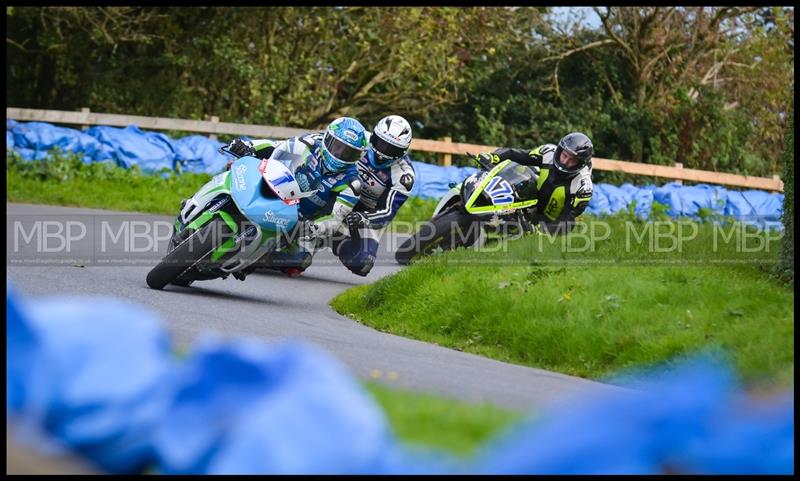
<box><xmin>333</xmin><ymin>217</ymin><xmax>793</xmax><ymax>389</ymax></box>
<box><xmin>364</xmin><ymin>382</ymin><xmax>522</xmax><ymax>456</ymax></box>
<box><xmin>7</xmin><ymin>151</ymin><xmax>212</xmax><ymax>214</ymax></box>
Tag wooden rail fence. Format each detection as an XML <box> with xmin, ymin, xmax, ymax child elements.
<box><xmin>6</xmin><ymin>107</ymin><xmax>784</xmax><ymax>192</ymax></box>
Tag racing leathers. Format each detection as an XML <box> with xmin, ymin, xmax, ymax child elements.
<box><xmin>485</xmin><ymin>143</ymin><xmax>593</xmax><ymax>234</ymax></box>
<box><xmin>325</xmin><ymin>148</ymin><xmax>415</xmax><ymax>276</ymax></box>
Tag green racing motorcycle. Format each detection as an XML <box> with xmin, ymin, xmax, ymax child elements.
<box><xmin>145</xmin><ymin>146</ymin><xmax>315</xmax><ymax>290</ymax></box>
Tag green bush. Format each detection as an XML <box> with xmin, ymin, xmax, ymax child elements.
<box><xmin>779</xmin><ymin>109</ymin><xmax>793</xmax><ymax>283</ymax></box>
<box><xmin>6</xmin><ymin>150</ymin><xmax>213</xmax><ymax>215</ymax></box>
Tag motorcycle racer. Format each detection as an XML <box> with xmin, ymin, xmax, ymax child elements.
<box><xmin>222</xmin><ymin>116</ymin><xmax>368</xmax><ymax>277</ymax></box>
<box><xmin>474</xmin><ymin>132</ymin><xmax>594</xmax><ymax>234</ymax></box>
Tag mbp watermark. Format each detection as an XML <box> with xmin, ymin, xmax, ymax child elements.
<box><xmin>383</xmin><ymin>217</ymin><xmax>782</xmax><ymax>268</ymax></box>
<box><xmin>99</xmin><ymin>220</ymin><xmax>174</xmax><ymax>253</ymax></box>
<box><xmin>13</xmin><ymin>219</ymin><xmax>87</xmax><ymax>253</ymax></box>
<box><xmin>712</xmin><ymin>221</ymin><xmax>782</xmax><ymax>253</ymax></box>
<box><xmin>625</xmin><ymin>221</ymin><xmax>699</xmax><ymax>253</ymax></box>
<box><xmin>8</xmin><ymin>214</ymin><xmax>177</xmax><ymax>266</ymax></box>
<box><xmin>6</xmin><ymin>214</ymin><xmax>784</xmax><ymax>268</ymax></box>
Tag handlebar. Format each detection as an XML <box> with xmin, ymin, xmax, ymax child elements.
<box><xmin>218</xmin><ymin>145</ymin><xmax>239</xmax><ymax>158</ymax></box>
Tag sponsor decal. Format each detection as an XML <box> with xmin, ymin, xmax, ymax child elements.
<box><xmin>236</xmin><ymin>224</ymin><xmax>259</xmax><ymax>242</ymax></box>
<box><xmin>212</xmin><ymin>172</ymin><xmax>226</xmax><ymax>187</ymax></box>
<box><xmin>545</xmin><ymin>197</ymin><xmax>560</xmax><ymax>217</ymax></box>
<box><xmin>467</xmin><ymin>172</ymin><xmax>485</xmax><ymax>186</ymax></box>
<box><xmin>233</xmin><ymin>164</ymin><xmax>247</xmax><ymax>191</ymax></box>
<box><xmin>306</xmin><ymin>194</ymin><xmax>327</xmax><ymax>207</ymax></box>
<box><xmin>343</xmin><ymin>129</ymin><xmax>358</xmax><ymax>142</ymax></box>
<box><xmin>263</xmin><ymin>210</ymin><xmax>290</xmax><ymax>228</ymax></box>
<box><xmin>308</xmin><ymin>150</ymin><xmax>320</xmax><ymax>169</ymax></box>
<box><xmin>399</xmin><ymin>173</ymin><xmax>413</xmax><ymax>191</ymax></box>
<box><xmin>258</xmin><ymin>159</ymin><xmax>268</xmax><ymax>173</ymax></box>
<box><xmin>207</xmin><ymin>197</ymin><xmax>227</xmax><ymax>213</ymax></box>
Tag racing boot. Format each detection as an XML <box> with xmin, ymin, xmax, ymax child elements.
<box><xmin>263</xmin><ymin>245</ymin><xmax>313</xmax><ymax>277</ymax></box>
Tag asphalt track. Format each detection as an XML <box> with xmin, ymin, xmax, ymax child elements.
<box><xmin>7</xmin><ymin>202</ymin><xmax>631</xmax><ymax>411</ymax></box>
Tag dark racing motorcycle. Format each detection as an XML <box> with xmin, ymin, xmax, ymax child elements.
<box><xmin>395</xmin><ymin>156</ymin><xmax>540</xmax><ymax>265</ymax></box>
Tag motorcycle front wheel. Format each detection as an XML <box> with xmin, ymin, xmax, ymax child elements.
<box><xmin>146</xmin><ymin>218</ymin><xmax>235</xmax><ymax>289</ymax></box>
<box><xmin>395</xmin><ymin>210</ymin><xmax>479</xmax><ymax>265</ymax></box>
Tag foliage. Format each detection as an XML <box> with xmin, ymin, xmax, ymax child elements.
<box><xmin>365</xmin><ymin>382</ymin><xmax>521</xmax><ymax>456</ymax></box>
<box><xmin>6</xmin><ymin>7</ymin><xmax>542</xmax><ymax>131</ymax></box>
<box><xmin>332</xmin><ymin>218</ymin><xmax>793</xmax><ymax>388</ymax></box>
<box><xmin>419</xmin><ymin>7</ymin><xmax>793</xmax><ymax>178</ymax></box>
<box><xmin>6</xmin><ymin>150</ymin><xmax>212</xmax><ymax>214</ymax></box>
<box><xmin>778</xmin><ymin>108</ymin><xmax>793</xmax><ymax>284</ymax></box>
<box><xmin>6</xmin><ymin>7</ymin><xmax>793</xmax><ymax>178</ymax></box>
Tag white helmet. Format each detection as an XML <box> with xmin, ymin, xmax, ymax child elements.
<box><xmin>368</xmin><ymin>115</ymin><xmax>412</xmax><ymax>168</ymax></box>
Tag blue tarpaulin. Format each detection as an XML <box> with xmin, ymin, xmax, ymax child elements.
<box><xmin>409</xmin><ymin>161</ymin><xmax>479</xmax><ymax>200</ymax></box>
<box><xmin>5</xmin><ymin>120</ymin><xmax>784</xmax><ymax>227</ymax></box>
<box><xmin>84</xmin><ymin>125</ymin><xmax>177</xmax><ymax>171</ymax></box>
<box><xmin>6</xmin><ymin>281</ymin><xmax>794</xmax><ymax>474</ymax></box>
<box><xmin>8</xmin><ymin>119</ymin><xmax>114</xmax><ymax>164</ymax></box>
<box><xmin>170</xmin><ymin>135</ymin><xmax>229</xmax><ymax>174</ymax></box>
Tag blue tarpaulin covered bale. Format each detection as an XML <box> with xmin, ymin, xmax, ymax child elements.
<box><xmin>8</xmin><ymin>120</ymin><xmax>113</xmax><ymax>163</ymax></box>
<box><xmin>654</xmin><ymin>183</ymin><xmax>728</xmax><ymax>219</ymax></box>
<box><xmin>409</xmin><ymin>161</ymin><xmax>479</xmax><ymax>200</ymax></box>
<box><xmin>151</xmin><ymin>338</ymin><xmax>401</xmax><ymax>474</ymax></box>
<box><xmin>171</xmin><ymin>135</ymin><xmax>229</xmax><ymax>175</ymax></box>
<box><xmin>85</xmin><ymin>125</ymin><xmax>178</xmax><ymax>172</ymax></box>
<box><xmin>6</xmin><ymin>285</ymin><xmax>176</xmax><ymax>473</ymax></box>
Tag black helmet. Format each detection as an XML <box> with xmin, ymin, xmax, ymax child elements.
<box><xmin>553</xmin><ymin>132</ymin><xmax>593</xmax><ymax>175</ymax></box>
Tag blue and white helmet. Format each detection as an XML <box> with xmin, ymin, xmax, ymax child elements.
<box><xmin>321</xmin><ymin>117</ymin><xmax>368</xmax><ymax>173</ymax></box>
<box><xmin>368</xmin><ymin>115</ymin><xmax>413</xmax><ymax>169</ymax></box>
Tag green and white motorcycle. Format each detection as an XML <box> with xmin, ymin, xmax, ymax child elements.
<box><xmin>395</xmin><ymin>157</ymin><xmax>540</xmax><ymax>265</ymax></box>
<box><xmin>146</xmin><ymin>147</ymin><xmax>316</xmax><ymax>290</ymax></box>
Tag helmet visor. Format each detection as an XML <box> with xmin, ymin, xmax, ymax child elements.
<box><xmin>370</xmin><ymin>135</ymin><xmax>408</xmax><ymax>162</ymax></box>
<box><xmin>324</xmin><ymin>132</ymin><xmax>365</xmax><ymax>164</ymax></box>
<box><xmin>555</xmin><ymin>148</ymin><xmax>582</xmax><ymax>173</ymax></box>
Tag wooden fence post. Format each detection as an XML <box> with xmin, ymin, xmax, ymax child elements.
<box><xmin>80</xmin><ymin>107</ymin><xmax>90</xmax><ymax>130</ymax></box>
<box><xmin>209</xmin><ymin>116</ymin><xmax>219</xmax><ymax>141</ymax></box>
<box><xmin>674</xmin><ymin>162</ymin><xmax>683</xmax><ymax>185</ymax></box>
<box><xmin>441</xmin><ymin>136</ymin><xmax>452</xmax><ymax>166</ymax></box>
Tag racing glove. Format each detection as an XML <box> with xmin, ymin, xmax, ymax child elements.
<box><xmin>474</xmin><ymin>152</ymin><xmax>501</xmax><ymax>169</ymax></box>
<box><xmin>345</xmin><ymin>211</ymin><xmax>369</xmax><ymax>229</ymax></box>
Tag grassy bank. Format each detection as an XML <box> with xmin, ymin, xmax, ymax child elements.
<box><xmin>333</xmin><ymin>217</ymin><xmax>793</xmax><ymax>389</ymax></box>
<box><xmin>390</xmin><ymin>195</ymin><xmax>438</xmax><ymax>228</ymax></box>
<box><xmin>365</xmin><ymin>382</ymin><xmax>521</xmax><ymax>456</ymax></box>
<box><xmin>7</xmin><ymin>151</ymin><xmax>212</xmax><ymax>214</ymax></box>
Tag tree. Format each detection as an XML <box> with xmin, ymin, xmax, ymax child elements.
<box><xmin>6</xmin><ymin>7</ymin><xmax>544</xmax><ymax>131</ymax></box>
<box><xmin>779</xmin><ymin>108</ymin><xmax>793</xmax><ymax>284</ymax></box>
<box><xmin>543</xmin><ymin>7</ymin><xmax>792</xmax><ymax>175</ymax></box>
